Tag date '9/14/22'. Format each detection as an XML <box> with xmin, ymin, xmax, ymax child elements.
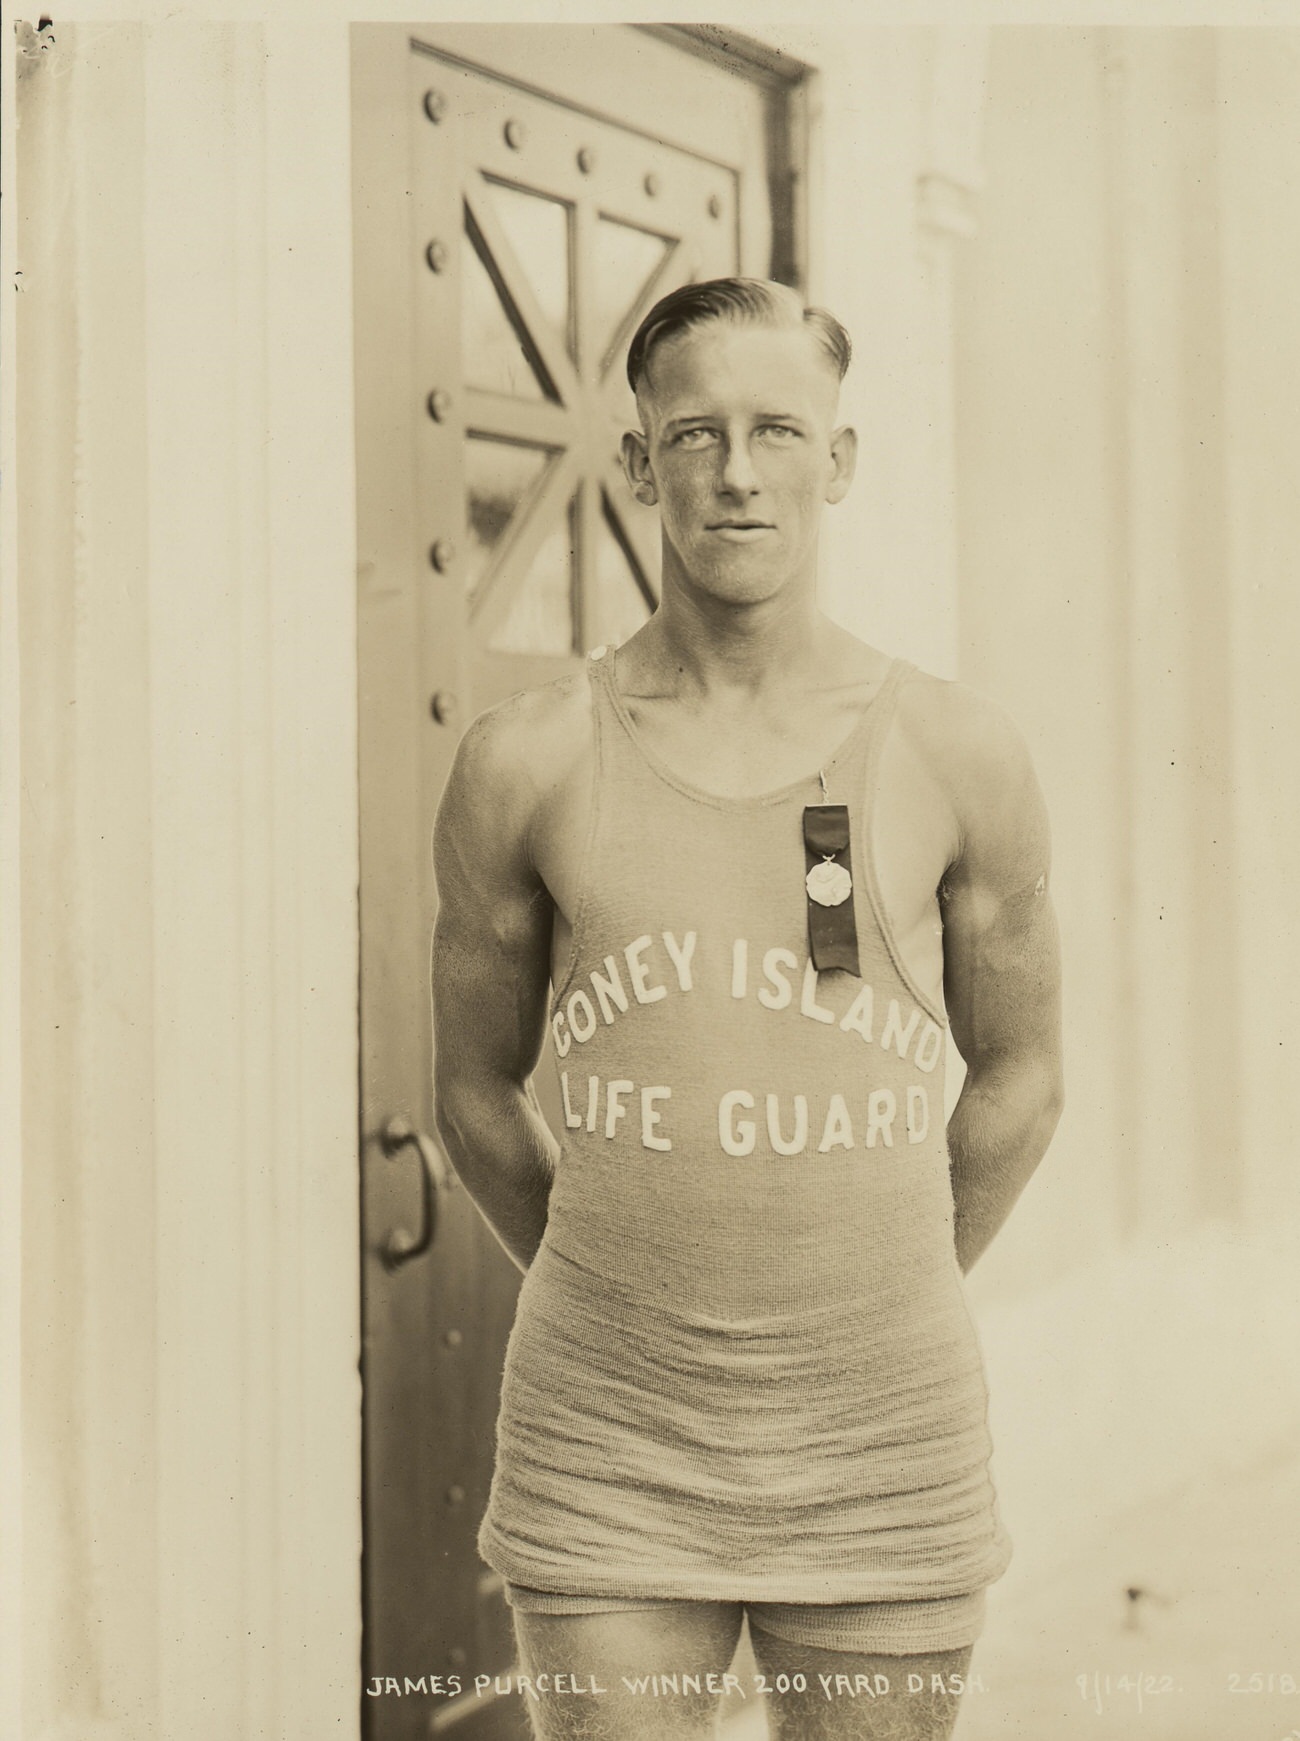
<box><xmin>1081</xmin><ymin>1670</ymin><xmax>1300</xmax><ymax>1725</ymax></box>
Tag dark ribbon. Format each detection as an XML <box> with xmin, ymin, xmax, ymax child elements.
<box><xmin>802</xmin><ymin>804</ymin><xmax>860</xmax><ymax>976</ymax></box>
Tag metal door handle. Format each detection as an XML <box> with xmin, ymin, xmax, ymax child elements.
<box><xmin>379</xmin><ymin>1114</ymin><xmax>451</xmax><ymax>1269</ymax></box>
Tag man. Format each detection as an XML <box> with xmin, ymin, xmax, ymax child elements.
<box><xmin>431</xmin><ymin>278</ymin><xmax>1064</xmax><ymax>1740</ymax></box>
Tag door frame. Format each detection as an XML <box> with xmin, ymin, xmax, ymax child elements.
<box><xmin>639</xmin><ymin>24</ymin><xmax>819</xmax><ymax>295</ymax></box>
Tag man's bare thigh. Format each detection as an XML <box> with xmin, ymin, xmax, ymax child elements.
<box><xmin>750</xmin><ymin>1624</ymin><xmax>972</xmax><ymax>1741</ymax></box>
<box><xmin>512</xmin><ymin>1603</ymin><xmax>744</xmax><ymax>1740</ymax></box>
<box><xmin>511</xmin><ymin>1604</ymin><xmax>974</xmax><ymax>1741</ymax></box>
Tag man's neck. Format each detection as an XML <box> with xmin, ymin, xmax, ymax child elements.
<box><xmin>637</xmin><ymin>572</ymin><xmax>843</xmax><ymax>700</ymax></box>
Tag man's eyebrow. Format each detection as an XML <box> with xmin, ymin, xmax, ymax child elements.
<box><xmin>661</xmin><ymin>410</ymin><xmax>812</xmax><ymax>430</ymax></box>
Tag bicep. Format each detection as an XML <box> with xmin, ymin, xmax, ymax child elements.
<box><xmin>431</xmin><ymin>721</ymin><xmax>555</xmax><ymax>1090</ymax></box>
<box><xmin>940</xmin><ymin>722</ymin><xmax>1062</xmax><ymax>1074</ymax></box>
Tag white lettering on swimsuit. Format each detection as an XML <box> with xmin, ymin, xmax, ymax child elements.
<box><xmin>550</xmin><ymin>925</ymin><xmax>938</xmax><ymax>1158</ymax></box>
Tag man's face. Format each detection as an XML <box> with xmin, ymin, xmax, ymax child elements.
<box><xmin>622</xmin><ymin>322</ymin><xmax>856</xmax><ymax>608</ymax></box>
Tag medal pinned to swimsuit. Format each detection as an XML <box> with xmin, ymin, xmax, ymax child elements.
<box><xmin>803</xmin><ymin>770</ymin><xmax>861</xmax><ymax>976</ymax></box>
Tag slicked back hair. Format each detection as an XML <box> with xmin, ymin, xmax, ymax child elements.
<box><xmin>626</xmin><ymin>277</ymin><xmax>851</xmax><ymax>396</ymax></box>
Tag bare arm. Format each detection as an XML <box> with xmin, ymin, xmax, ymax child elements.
<box><xmin>938</xmin><ymin>693</ymin><xmax>1065</xmax><ymax>1273</ymax></box>
<box><xmin>431</xmin><ymin>707</ymin><xmax>559</xmax><ymax>1272</ymax></box>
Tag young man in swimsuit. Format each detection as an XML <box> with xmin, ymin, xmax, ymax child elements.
<box><xmin>431</xmin><ymin>279</ymin><xmax>1064</xmax><ymax>1741</ymax></box>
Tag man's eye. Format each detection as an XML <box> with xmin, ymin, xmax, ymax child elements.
<box><xmin>673</xmin><ymin>428</ymin><xmax>717</xmax><ymax>448</ymax></box>
<box><xmin>760</xmin><ymin>424</ymin><xmax>799</xmax><ymax>441</ymax></box>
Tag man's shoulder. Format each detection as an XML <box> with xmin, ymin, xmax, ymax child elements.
<box><xmin>461</xmin><ymin>668</ymin><xmax>591</xmax><ymax>769</ymax></box>
<box><xmin>442</xmin><ymin>669</ymin><xmax>593</xmax><ymax>834</ymax></box>
<box><xmin>893</xmin><ymin>666</ymin><xmax>1042</xmax><ymax>824</ymax></box>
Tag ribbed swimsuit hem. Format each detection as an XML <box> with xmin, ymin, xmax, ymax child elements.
<box><xmin>477</xmin><ymin>1530</ymin><xmax>1012</xmax><ymax>1608</ymax></box>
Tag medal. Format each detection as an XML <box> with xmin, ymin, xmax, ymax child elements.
<box><xmin>806</xmin><ymin>857</ymin><xmax>853</xmax><ymax>907</ymax></box>
<box><xmin>802</xmin><ymin>772</ymin><xmax>860</xmax><ymax>975</ymax></box>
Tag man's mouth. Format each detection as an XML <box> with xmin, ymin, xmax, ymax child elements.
<box><xmin>707</xmin><ymin>520</ymin><xmax>774</xmax><ymax>532</ymax></box>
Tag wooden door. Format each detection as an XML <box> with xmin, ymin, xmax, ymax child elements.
<box><xmin>353</xmin><ymin>25</ymin><xmax>809</xmax><ymax>1740</ymax></box>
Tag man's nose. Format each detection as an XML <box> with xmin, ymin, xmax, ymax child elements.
<box><xmin>719</xmin><ymin>436</ymin><xmax>759</xmax><ymax>497</ymax></box>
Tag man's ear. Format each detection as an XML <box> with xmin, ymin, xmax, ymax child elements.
<box><xmin>825</xmin><ymin>424</ymin><xmax>858</xmax><ymax>505</ymax></box>
<box><xmin>620</xmin><ymin>427</ymin><xmax>657</xmax><ymax>506</ymax></box>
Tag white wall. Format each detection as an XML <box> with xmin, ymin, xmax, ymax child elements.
<box><xmin>950</xmin><ymin>22</ymin><xmax>1300</xmax><ymax>1578</ymax></box>
<box><xmin>1218</xmin><ymin>29</ymin><xmax>1300</xmax><ymax>1230</ymax></box>
<box><xmin>956</xmin><ymin>25</ymin><xmax>1300</xmax><ymax>1273</ymax></box>
<box><xmin>12</xmin><ymin>22</ymin><xmax>362</xmax><ymax>1740</ymax></box>
<box><xmin>766</xmin><ymin>26</ymin><xmax>989</xmax><ymax>679</ymax></box>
